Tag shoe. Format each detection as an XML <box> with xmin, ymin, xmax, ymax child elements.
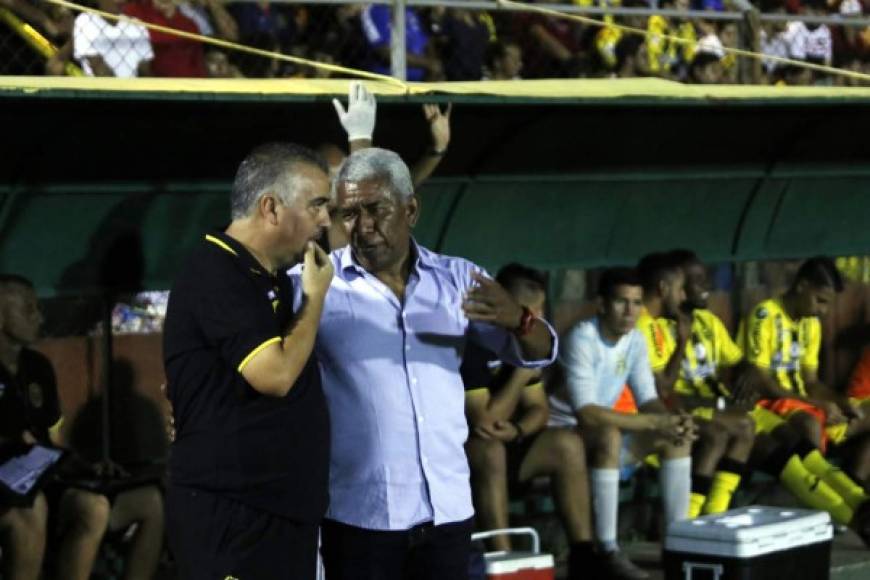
<box><xmin>594</xmin><ymin>549</ymin><xmax>650</xmax><ymax>580</ymax></box>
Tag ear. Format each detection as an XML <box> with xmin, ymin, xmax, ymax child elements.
<box><xmin>407</xmin><ymin>195</ymin><xmax>421</xmax><ymax>228</ymax></box>
<box><xmin>259</xmin><ymin>194</ymin><xmax>280</xmax><ymax>226</ymax></box>
<box><xmin>595</xmin><ymin>295</ymin><xmax>606</xmax><ymax>315</ymax></box>
<box><xmin>794</xmin><ymin>279</ymin><xmax>808</xmax><ymax>294</ymax></box>
<box><xmin>657</xmin><ymin>278</ymin><xmax>669</xmax><ymax>297</ymax></box>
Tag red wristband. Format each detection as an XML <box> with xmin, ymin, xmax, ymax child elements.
<box><xmin>515</xmin><ymin>307</ymin><xmax>535</xmax><ymax>337</ymax></box>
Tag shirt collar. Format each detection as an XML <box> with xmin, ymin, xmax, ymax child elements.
<box><xmin>204</xmin><ymin>230</ymin><xmax>271</xmax><ymax>280</ymax></box>
<box><xmin>338</xmin><ymin>238</ymin><xmax>433</xmax><ymax>279</ymax></box>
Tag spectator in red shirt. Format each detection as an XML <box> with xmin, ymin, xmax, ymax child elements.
<box><xmin>512</xmin><ymin>0</ymin><xmax>588</xmax><ymax>78</ymax></box>
<box><xmin>124</xmin><ymin>0</ymin><xmax>206</xmax><ymax>77</ymax></box>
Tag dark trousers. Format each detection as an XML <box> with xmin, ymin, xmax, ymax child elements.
<box><xmin>321</xmin><ymin>517</ymin><xmax>473</xmax><ymax>580</ymax></box>
<box><xmin>166</xmin><ymin>485</ymin><xmax>318</xmax><ymax>580</ymax></box>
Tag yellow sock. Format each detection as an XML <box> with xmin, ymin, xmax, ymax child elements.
<box><xmin>703</xmin><ymin>471</ymin><xmax>741</xmax><ymax>515</ymax></box>
<box><xmin>803</xmin><ymin>449</ymin><xmax>869</xmax><ymax>510</ymax></box>
<box><xmin>780</xmin><ymin>455</ymin><xmax>853</xmax><ymax>525</ymax></box>
<box><xmin>689</xmin><ymin>492</ymin><xmax>706</xmax><ymax>518</ymax></box>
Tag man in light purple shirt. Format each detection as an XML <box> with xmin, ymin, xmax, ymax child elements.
<box><xmin>290</xmin><ymin>147</ymin><xmax>557</xmax><ymax>580</ymax></box>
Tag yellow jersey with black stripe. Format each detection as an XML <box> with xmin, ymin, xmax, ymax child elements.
<box><xmin>636</xmin><ymin>307</ymin><xmax>674</xmax><ymax>373</ymax></box>
<box><xmin>737</xmin><ymin>298</ymin><xmax>821</xmax><ymax>396</ymax></box>
<box><xmin>664</xmin><ymin>309</ymin><xmax>743</xmax><ymax>398</ymax></box>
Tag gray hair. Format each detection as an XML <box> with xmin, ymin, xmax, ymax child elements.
<box><xmin>231</xmin><ymin>143</ymin><xmax>329</xmax><ymax>219</ymax></box>
<box><xmin>336</xmin><ymin>148</ymin><xmax>414</xmax><ymax>201</ymax></box>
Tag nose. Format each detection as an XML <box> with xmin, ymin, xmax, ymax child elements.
<box><xmin>317</xmin><ymin>206</ymin><xmax>331</xmax><ymax>228</ymax></box>
<box><xmin>356</xmin><ymin>208</ymin><xmax>376</xmax><ymax>234</ymax></box>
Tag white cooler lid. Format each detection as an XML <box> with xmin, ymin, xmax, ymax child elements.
<box><xmin>484</xmin><ymin>551</ymin><xmax>555</xmax><ymax>573</ymax></box>
<box><xmin>665</xmin><ymin>506</ymin><xmax>832</xmax><ymax>558</ymax></box>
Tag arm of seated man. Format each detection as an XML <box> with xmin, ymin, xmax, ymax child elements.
<box><xmin>484</xmin><ymin>367</ymin><xmax>542</xmax><ymax>423</ymax></box>
<box><xmin>577</xmin><ymin>399</ymin><xmax>696</xmax><ymax>447</ymax></box>
<box><xmin>803</xmin><ymin>369</ymin><xmax>854</xmax><ymax>422</ymax></box>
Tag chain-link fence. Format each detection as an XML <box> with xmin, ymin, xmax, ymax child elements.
<box><xmin>1</xmin><ymin>0</ymin><xmax>870</xmax><ymax>83</ymax></box>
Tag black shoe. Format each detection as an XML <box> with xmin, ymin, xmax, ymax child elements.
<box><xmin>593</xmin><ymin>550</ymin><xmax>650</xmax><ymax>580</ymax></box>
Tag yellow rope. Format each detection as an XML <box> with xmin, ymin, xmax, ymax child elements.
<box><xmin>44</xmin><ymin>0</ymin><xmax>408</xmax><ymax>89</ymax></box>
<box><xmin>0</xmin><ymin>7</ymin><xmax>83</xmax><ymax>76</ymax></box>
<box><xmin>497</xmin><ymin>0</ymin><xmax>870</xmax><ymax>83</ymax></box>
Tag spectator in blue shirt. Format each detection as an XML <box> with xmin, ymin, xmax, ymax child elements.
<box><xmin>360</xmin><ymin>4</ymin><xmax>444</xmax><ymax>81</ymax></box>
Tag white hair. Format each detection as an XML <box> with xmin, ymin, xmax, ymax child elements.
<box><xmin>336</xmin><ymin>148</ymin><xmax>414</xmax><ymax>201</ymax></box>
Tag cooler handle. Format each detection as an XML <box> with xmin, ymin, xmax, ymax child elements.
<box><xmin>471</xmin><ymin>527</ymin><xmax>541</xmax><ymax>554</ymax></box>
<box><xmin>682</xmin><ymin>561</ymin><xmax>723</xmax><ymax>580</ymax></box>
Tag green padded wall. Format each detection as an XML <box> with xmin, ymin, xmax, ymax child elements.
<box><xmin>2</xmin><ymin>169</ymin><xmax>870</xmax><ymax>297</ymax></box>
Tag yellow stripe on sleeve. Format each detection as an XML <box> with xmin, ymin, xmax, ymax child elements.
<box><xmin>237</xmin><ymin>337</ymin><xmax>282</xmax><ymax>373</ymax></box>
<box><xmin>49</xmin><ymin>418</ymin><xmax>64</xmax><ymax>443</ymax></box>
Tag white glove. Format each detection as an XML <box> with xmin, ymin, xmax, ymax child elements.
<box><xmin>332</xmin><ymin>81</ymin><xmax>377</xmax><ymax>142</ymax></box>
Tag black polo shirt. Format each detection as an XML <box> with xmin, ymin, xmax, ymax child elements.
<box><xmin>460</xmin><ymin>341</ymin><xmax>542</xmax><ymax>398</ymax></box>
<box><xmin>163</xmin><ymin>231</ymin><xmax>330</xmax><ymax>523</ymax></box>
<box><xmin>0</xmin><ymin>348</ymin><xmax>62</xmax><ymax>444</ymax></box>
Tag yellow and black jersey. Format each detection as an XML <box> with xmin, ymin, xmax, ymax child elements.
<box><xmin>0</xmin><ymin>348</ymin><xmax>62</xmax><ymax>444</ymax></box>
<box><xmin>663</xmin><ymin>309</ymin><xmax>743</xmax><ymax>398</ymax></box>
<box><xmin>737</xmin><ymin>297</ymin><xmax>821</xmax><ymax>397</ymax></box>
<box><xmin>636</xmin><ymin>307</ymin><xmax>674</xmax><ymax>373</ymax></box>
<box><xmin>163</xmin><ymin>231</ymin><xmax>329</xmax><ymax>522</ymax></box>
<box><xmin>461</xmin><ymin>341</ymin><xmax>542</xmax><ymax>395</ymax></box>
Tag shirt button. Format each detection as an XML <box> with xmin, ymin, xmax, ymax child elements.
<box><xmin>422</xmin><ymin>456</ymin><xmax>429</xmax><ymax>465</ymax></box>
<box><xmin>411</xmin><ymin>377</ymin><xmax>418</xmax><ymax>384</ymax></box>
<box><xmin>418</xmin><ymin>415</ymin><xmax>425</xmax><ymax>423</ymax></box>
<box><xmin>405</xmin><ymin>344</ymin><xmax>411</xmax><ymax>351</ymax></box>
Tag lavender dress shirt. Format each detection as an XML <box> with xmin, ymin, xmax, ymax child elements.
<box><xmin>290</xmin><ymin>241</ymin><xmax>557</xmax><ymax>530</ymax></box>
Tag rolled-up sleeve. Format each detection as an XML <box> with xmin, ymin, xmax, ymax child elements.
<box><xmin>468</xmin><ymin>318</ymin><xmax>558</xmax><ymax>369</ymax></box>
<box><xmin>459</xmin><ymin>260</ymin><xmax>557</xmax><ymax>368</ymax></box>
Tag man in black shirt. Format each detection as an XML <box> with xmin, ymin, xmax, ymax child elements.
<box><xmin>0</xmin><ymin>274</ymin><xmax>165</xmax><ymax>580</ymax></box>
<box><xmin>463</xmin><ymin>263</ymin><xmax>595</xmax><ymax>580</ymax></box>
<box><xmin>163</xmin><ymin>143</ymin><xmax>334</xmax><ymax>580</ymax></box>
<box><xmin>0</xmin><ymin>277</ymin><xmax>49</xmax><ymax>579</ymax></box>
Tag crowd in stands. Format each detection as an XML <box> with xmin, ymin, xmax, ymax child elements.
<box><xmin>3</xmin><ymin>84</ymin><xmax>870</xmax><ymax>580</ymax></box>
<box><xmin>1</xmin><ymin>0</ymin><xmax>869</xmax><ymax>84</ymax></box>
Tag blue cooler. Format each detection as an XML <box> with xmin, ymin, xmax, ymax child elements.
<box><xmin>663</xmin><ymin>506</ymin><xmax>832</xmax><ymax>580</ymax></box>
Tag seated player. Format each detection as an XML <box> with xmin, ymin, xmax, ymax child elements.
<box><xmin>463</xmin><ymin>264</ymin><xmax>593</xmax><ymax>580</ymax></box>
<box><xmin>737</xmin><ymin>257</ymin><xmax>862</xmax><ymax>450</ymax></box>
<box><xmin>635</xmin><ymin>252</ymin><xmax>756</xmax><ymax>518</ymax></box>
<box><xmin>0</xmin><ymin>274</ymin><xmax>165</xmax><ymax>580</ymax></box>
<box><xmin>548</xmin><ymin>267</ymin><xmax>698</xmax><ymax>580</ymax></box>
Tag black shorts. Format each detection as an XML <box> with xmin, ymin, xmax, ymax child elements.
<box><xmin>166</xmin><ymin>485</ymin><xmax>318</xmax><ymax>580</ymax></box>
<box><xmin>506</xmin><ymin>432</ymin><xmax>541</xmax><ymax>491</ymax></box>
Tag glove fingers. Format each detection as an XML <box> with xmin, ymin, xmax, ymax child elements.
<box><xmin>352</xmin><ymin>81</ymin><xmax>362</xmax><ymax>104</ymax></box>
<box><xmin>332</xmin><ymin>98</ymin><xmax>346</xmax><ymax>118</ymax></box>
